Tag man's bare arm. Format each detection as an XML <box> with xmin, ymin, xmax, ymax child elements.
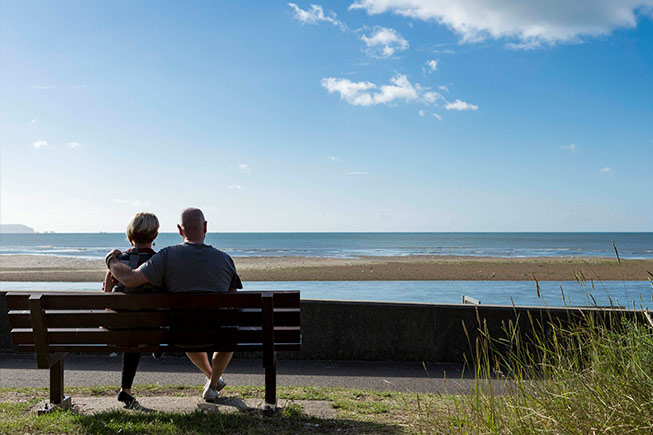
<box><xmin>106</xmin><ymin>250</ymin><xmax>150</xmax><ymax>288</ymax></box>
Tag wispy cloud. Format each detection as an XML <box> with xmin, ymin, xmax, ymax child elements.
<box><xmin>66</xmin><ymin>141</ymin><xmax>83</xmax><ymax>149</ymax></box>
<box><xmin>349</xmin><ymin>0</ymin><xmax>653</xmax><ymax>49</ymax></box>
<box><xmin>361</xmin><ymin>26</ymin><xmax>409</xmax><ymax>58</ymax></box>
<box><xmin>438</xmin><ymin>85</ymin><xmax>449</xmax><ymax>92</ymax></box>
<box><xmin>444</xmin><ymin>99</ymin><xmax>478</xmax><ymax>111</ymax></box>
<box><xmin>228</xmin><ymin>185</ymin><xmax>242</xmax><ymax>190</ymax></box>
<box><xmin>424</xmin><ymin>59</ymin><xmax>439</xmax><ymax>73</ymax></box>
<box><xmin>432</xmin><ymin>113</ymin><xmax>443</xmax><ymax>121</ymax></box>
<box><xmin>346</xmin><ymin>171</ymin><xmax>369</xmax><ymax>175</ymax></box>
<box><xmin>32</xmin><ymin>140</ymin><xmax>48</xmax><ymax>149</ymax></box>
<box><xmin>321</xmin><ymin>74</ymin><xmax>442</xmax><ymax>107</ymax></box>
<box><xmin>418</xmin><ymin>110</ymin><xmax>425</xmax><ymax>117</ymax></box>
<box><xmin>288</xmin><ymin>3</ymin><xmax>345</xmax><ymax>30</ymax></box>
<box><xmin>560</xmin><ymin>143</ymin><xmax>577</xmax><ymax>152</ymax></box>
<box><xmin>600</xmin><ymin>166</ymin><xmax>613</xmax><ymax>173</ymax></box>
<box><xmin>113</xmin><ymin>199</ymin><xmax>151</xmax><ymax>207</ymax></box>
<box><xmin>238</xmin><ymin>163</ymin><xmax>251</xmax><ymax>176</ymax></box>
<box><xmin>30</xmin><ymin>119</ymin><xmax>38</xmax><ymax>125</ymax></box>
<box><xmin>328</xmin><ymin>155</ymin><xmax>342</xmax><ymax>162</ymax></box>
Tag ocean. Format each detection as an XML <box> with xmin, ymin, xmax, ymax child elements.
<box><xmin>1</xmin><ymin>232</ymin><xmax>652</xmax><ymax>259</ymax></box>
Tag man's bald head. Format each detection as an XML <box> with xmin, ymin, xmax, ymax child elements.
<box><xmin>178</xmin><ymin>208</ymin><xmax>207</xmax><ymax>243</ymax></box>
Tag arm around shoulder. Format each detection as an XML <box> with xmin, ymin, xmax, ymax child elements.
<box><xmin>108</xmin><ymin>257</ymin><xmax>149</xmax><ymax>288</ymax></box>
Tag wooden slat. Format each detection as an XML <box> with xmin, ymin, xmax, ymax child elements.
<box><xmin>12</xmin><ymin>326</ymin><xmax>300</xmax><ymax>346</ymax></box>
<box><xmin>9</xmin><ymin>308</ymin><xmax>300</xmax><ymax>329</ymax></box>
<box><xmin>6</xmin><ymin>291</ymin><xmax>300</xmax><ymax>310</ymax></box>
<box><xmin>6</xmin><ymin>293</ymin><xmax>32</xmax><ymax>310</ymax></box>
<box><xmin>31</xmin><ymin>291</ymin><xmax>300</xmax><ymax>310</ymax></box>
<box><xmin>17</xmin><ymin>343</ymin><xmax>302</xmax><ymax>353</ymax></box>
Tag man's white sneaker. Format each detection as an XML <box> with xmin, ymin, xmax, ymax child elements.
<box><xmin>202</xmin><ymin>377</ymin><xmax>227</xmax><ymax>402</ymax></box>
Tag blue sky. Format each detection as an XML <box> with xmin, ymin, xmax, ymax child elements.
<box><xmin>1</xmin><ymin>0</ymin><xmax>652</xmax><ymax>232</ymax></box>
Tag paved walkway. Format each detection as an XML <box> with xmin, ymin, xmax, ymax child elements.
<box><xmin>0</xmin><ymin>353</ymin><xmax>480</xmax><ymax>394</ymax></box>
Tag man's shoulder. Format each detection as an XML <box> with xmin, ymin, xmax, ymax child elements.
<box><xmin>161</xmin><ymin>243</ymin><xmax>230</xmax><ymax>257</ymax></box>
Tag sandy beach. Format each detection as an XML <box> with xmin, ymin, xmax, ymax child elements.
<box><xmin>0</xmin><ymin>254</ymin><xmax>651</xmax><ymax>282</ymax></box>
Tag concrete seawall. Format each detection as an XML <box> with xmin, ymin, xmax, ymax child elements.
<box><xmin>0</xmin><ymin>291</ymin><xmax>640</xmax><ymax>363</ymax></box>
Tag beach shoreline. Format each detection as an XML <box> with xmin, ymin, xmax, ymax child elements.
<box><xmin>0</xmin><ymin>254</ymin><xmax>651</xmax><ymax>282</ymax></box>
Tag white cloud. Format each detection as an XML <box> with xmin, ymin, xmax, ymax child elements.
<box><xmin>30</xmin><ymin>119</ymin><xmax>37</xmax><ymax>125</ymax></box>
<box><xmin>432</xmin><ymin>113</ymin><xmax>443</xmax><ymax>120</ymax></box>
<box><xmin>320</xmin><ymin>77</ymin><xmax>376</xmax><ymax>106</ymax></box>
<box><xmin>374</xmin><ymin>74</ymin><xmax>419</xmax><ymax>103</ymax></box>
<box><xmin>361</xmin><ymin>26</ymin><xmax>409</xmax><ymax>58</ymax></box>
<box><xmin>328</xmin><ymin>155</ymin><xmax>342</xmax><ymax>162</ymax></box>
<box><xmin>419</xmin><ymin>110</ymin><xmax>425</xmax><ymax>117</ymax></box>
<box><xmin>561</xmin><ymin>143</ymin><xmax>577</xmax><ymax>152</ymax></box>
<box><xmin>346</xmin><ymin>171</ymin><xmax>370</xmax><ymax>175</ymax></box>
<box><xmin>239</xmin><ymin>163</ymin><xmax>251</xmax><ymax>176</ymax></box>
<box><xmin>321</xmin><ymin>74</ymin><xmax>441</xmax><ymax>106</ymax></box>
<box><xmin>438</xmin><ymin>85</ymin><xmax>449</xmax><ymax>92</ymax></box>
<box><xmin>444</xmin><ymin>99</ymin><xmax>478</xmax><ymax>111</ymax></box>
<box><xmin>66</xmin><ymin>141</ymin><xmax>82</xmax><ymax>148</ymax></box>
<box><xmin>288</xmin><ymin>3</ymin><xmax>345</xmax><ymax>29</ymax></box>
<box><xmin>600</xmin><ymin>166</ymin><xmax>613</xmax><ymax>172</ymax></box>
<box><xmin>32</xmin><ymin>140</ymin><xmax>48</xmax><ymax>149</ymax></box>
<box><xmin>113</xmin><ymin>199</ymin><xmax>151</xmax><ymax>207</ymax></box>
<box><xmin>228</xmin><ymin>185</ymin><xmax>242</xmax><ymax>190</ymax></box>
<box><xmin>425</xmin><ymin>59</ymin><xmax>439</xmax><ymax>72</ymax></box>
<box><xmin>422</xmin><ymin>91</ymin><xmax>441</xmax><ymax>103</ymax></box>
<box><xmin>349</xmin><ymin>0</ymin><xmax>653</xmax><ymax>48</ymax></box>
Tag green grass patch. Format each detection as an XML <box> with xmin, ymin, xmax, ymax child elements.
<box><xmin>0</xmin><ymin>385</ymin><xmax>448</xmax><ymax>434</ymax></box>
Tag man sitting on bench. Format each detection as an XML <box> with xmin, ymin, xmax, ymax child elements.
<box><xmin>105</xmin><ymin>207</ymin><xmax>243</xmax><ymax>402</ymax></box>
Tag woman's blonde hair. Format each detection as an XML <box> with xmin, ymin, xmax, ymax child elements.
<box><xmin>126</xmin><ymin>212</ymin><xmax>159</xmax><ymax>244</ymax></box>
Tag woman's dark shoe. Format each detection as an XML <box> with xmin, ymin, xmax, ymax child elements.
<box><xmin>117</xmin><ymin>391</ymin><xmax>138</xmax><ymax>409</ymax></box>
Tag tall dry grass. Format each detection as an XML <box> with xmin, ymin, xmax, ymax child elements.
<box><xmin>451</xmin><ymin>281</ymin><xmax>653</xmax><ymax>433</ymax></box>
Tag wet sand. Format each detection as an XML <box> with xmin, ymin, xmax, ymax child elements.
<box><xmin>1</xmin><ymin>254</ymin><xmax>651</xmax><ymax>282</ymax></box>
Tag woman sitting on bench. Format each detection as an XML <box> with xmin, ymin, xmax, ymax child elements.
<box><xmin>103</xmin><ymin>212</ymin><xmax>161</xmax><ymax>409</ymax></box>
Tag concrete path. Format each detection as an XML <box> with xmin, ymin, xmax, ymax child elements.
<box><xmin>0</xmin><ymin>353</ymin><xmax>480</xmax><ymax>394</ymax></box>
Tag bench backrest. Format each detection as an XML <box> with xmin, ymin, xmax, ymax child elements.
<box><xmin>7</xmin><ymin>291</ymin><xmax>300</xmax><ymax>368</ymax></box>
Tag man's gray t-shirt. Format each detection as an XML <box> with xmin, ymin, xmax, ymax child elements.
<box><xmin>140</xmin><ymin>242</ymin><xmax>242</xmax><ymax>293</ymax></box>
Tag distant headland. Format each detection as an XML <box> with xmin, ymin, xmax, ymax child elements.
<box><xmin>0</xmin><ymin>224</ymin><xmax>35</xmax><ymax>234</ymax></box>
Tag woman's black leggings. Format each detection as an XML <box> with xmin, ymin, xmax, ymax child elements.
<box><xmin>121</xmin><ymin>352</ymin><xmax>141</xmax><ymax>389</ymax></box>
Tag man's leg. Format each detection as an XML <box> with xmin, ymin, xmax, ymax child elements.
<box><xmin>209</xmin><ymin>352</ymin><xmax>233</xmax><ymax>387</ymax></box>
<box><xmin>186</xmin><ymin>352</ymin><xmax>212</xmax><ymax>379</ymax></box>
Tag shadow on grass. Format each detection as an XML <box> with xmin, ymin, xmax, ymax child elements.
<box><xmin>84</xmin><ymin>408</ymin><xmax>401</xmax><ymax>434</ymax></box>
<box><xmin>1</xmin><ymin>401</ymin><xmax>401</xmax><ymax>435</ymax></box>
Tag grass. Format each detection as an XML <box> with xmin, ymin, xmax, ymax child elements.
<box><xmin>0</xmin><ymin>385</ymin><xmax>457</xmax><ymax>434</ymax></box>
<box><xmin>440</xmin><ymin>284</ymin><xmax>653</xmax><ymax>434</ymax></box>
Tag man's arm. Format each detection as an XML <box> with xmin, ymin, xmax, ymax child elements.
<box><xmin>106</xmin><ymin>250</ymin><xmax>150</xmax><ymax>288</ymax></box>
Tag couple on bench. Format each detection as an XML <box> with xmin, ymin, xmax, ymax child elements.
<box><xmin>103</xmin><ymin>207</ymin><xmax>242</xmax><ymax>408</ymax></box>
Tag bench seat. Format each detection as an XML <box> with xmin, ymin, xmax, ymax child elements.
<box><xmin>6</xmin><ymin>291</ymin><xmax>301</xmax><ymax>413</ymax></box>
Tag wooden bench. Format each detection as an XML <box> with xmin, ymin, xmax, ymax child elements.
<box><xmin>6</xmin><ymin>290</ymin><xmax>301</xmax><ymax>413</ymax></box>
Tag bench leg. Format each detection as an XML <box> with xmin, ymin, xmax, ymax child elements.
<box><xmin>51</xmin><ymin>358</ymin><xmax>64</xmax><ymax>405</ymax></box>
<box><xmin>263</xmin><ymin>352</ymin><xmax>277</xmax><ymax>413</ymax></box>
<box><xmin>38</xmin><ymin>358</ymin><xmax>71</xmax><ymax>415</ymax></box>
